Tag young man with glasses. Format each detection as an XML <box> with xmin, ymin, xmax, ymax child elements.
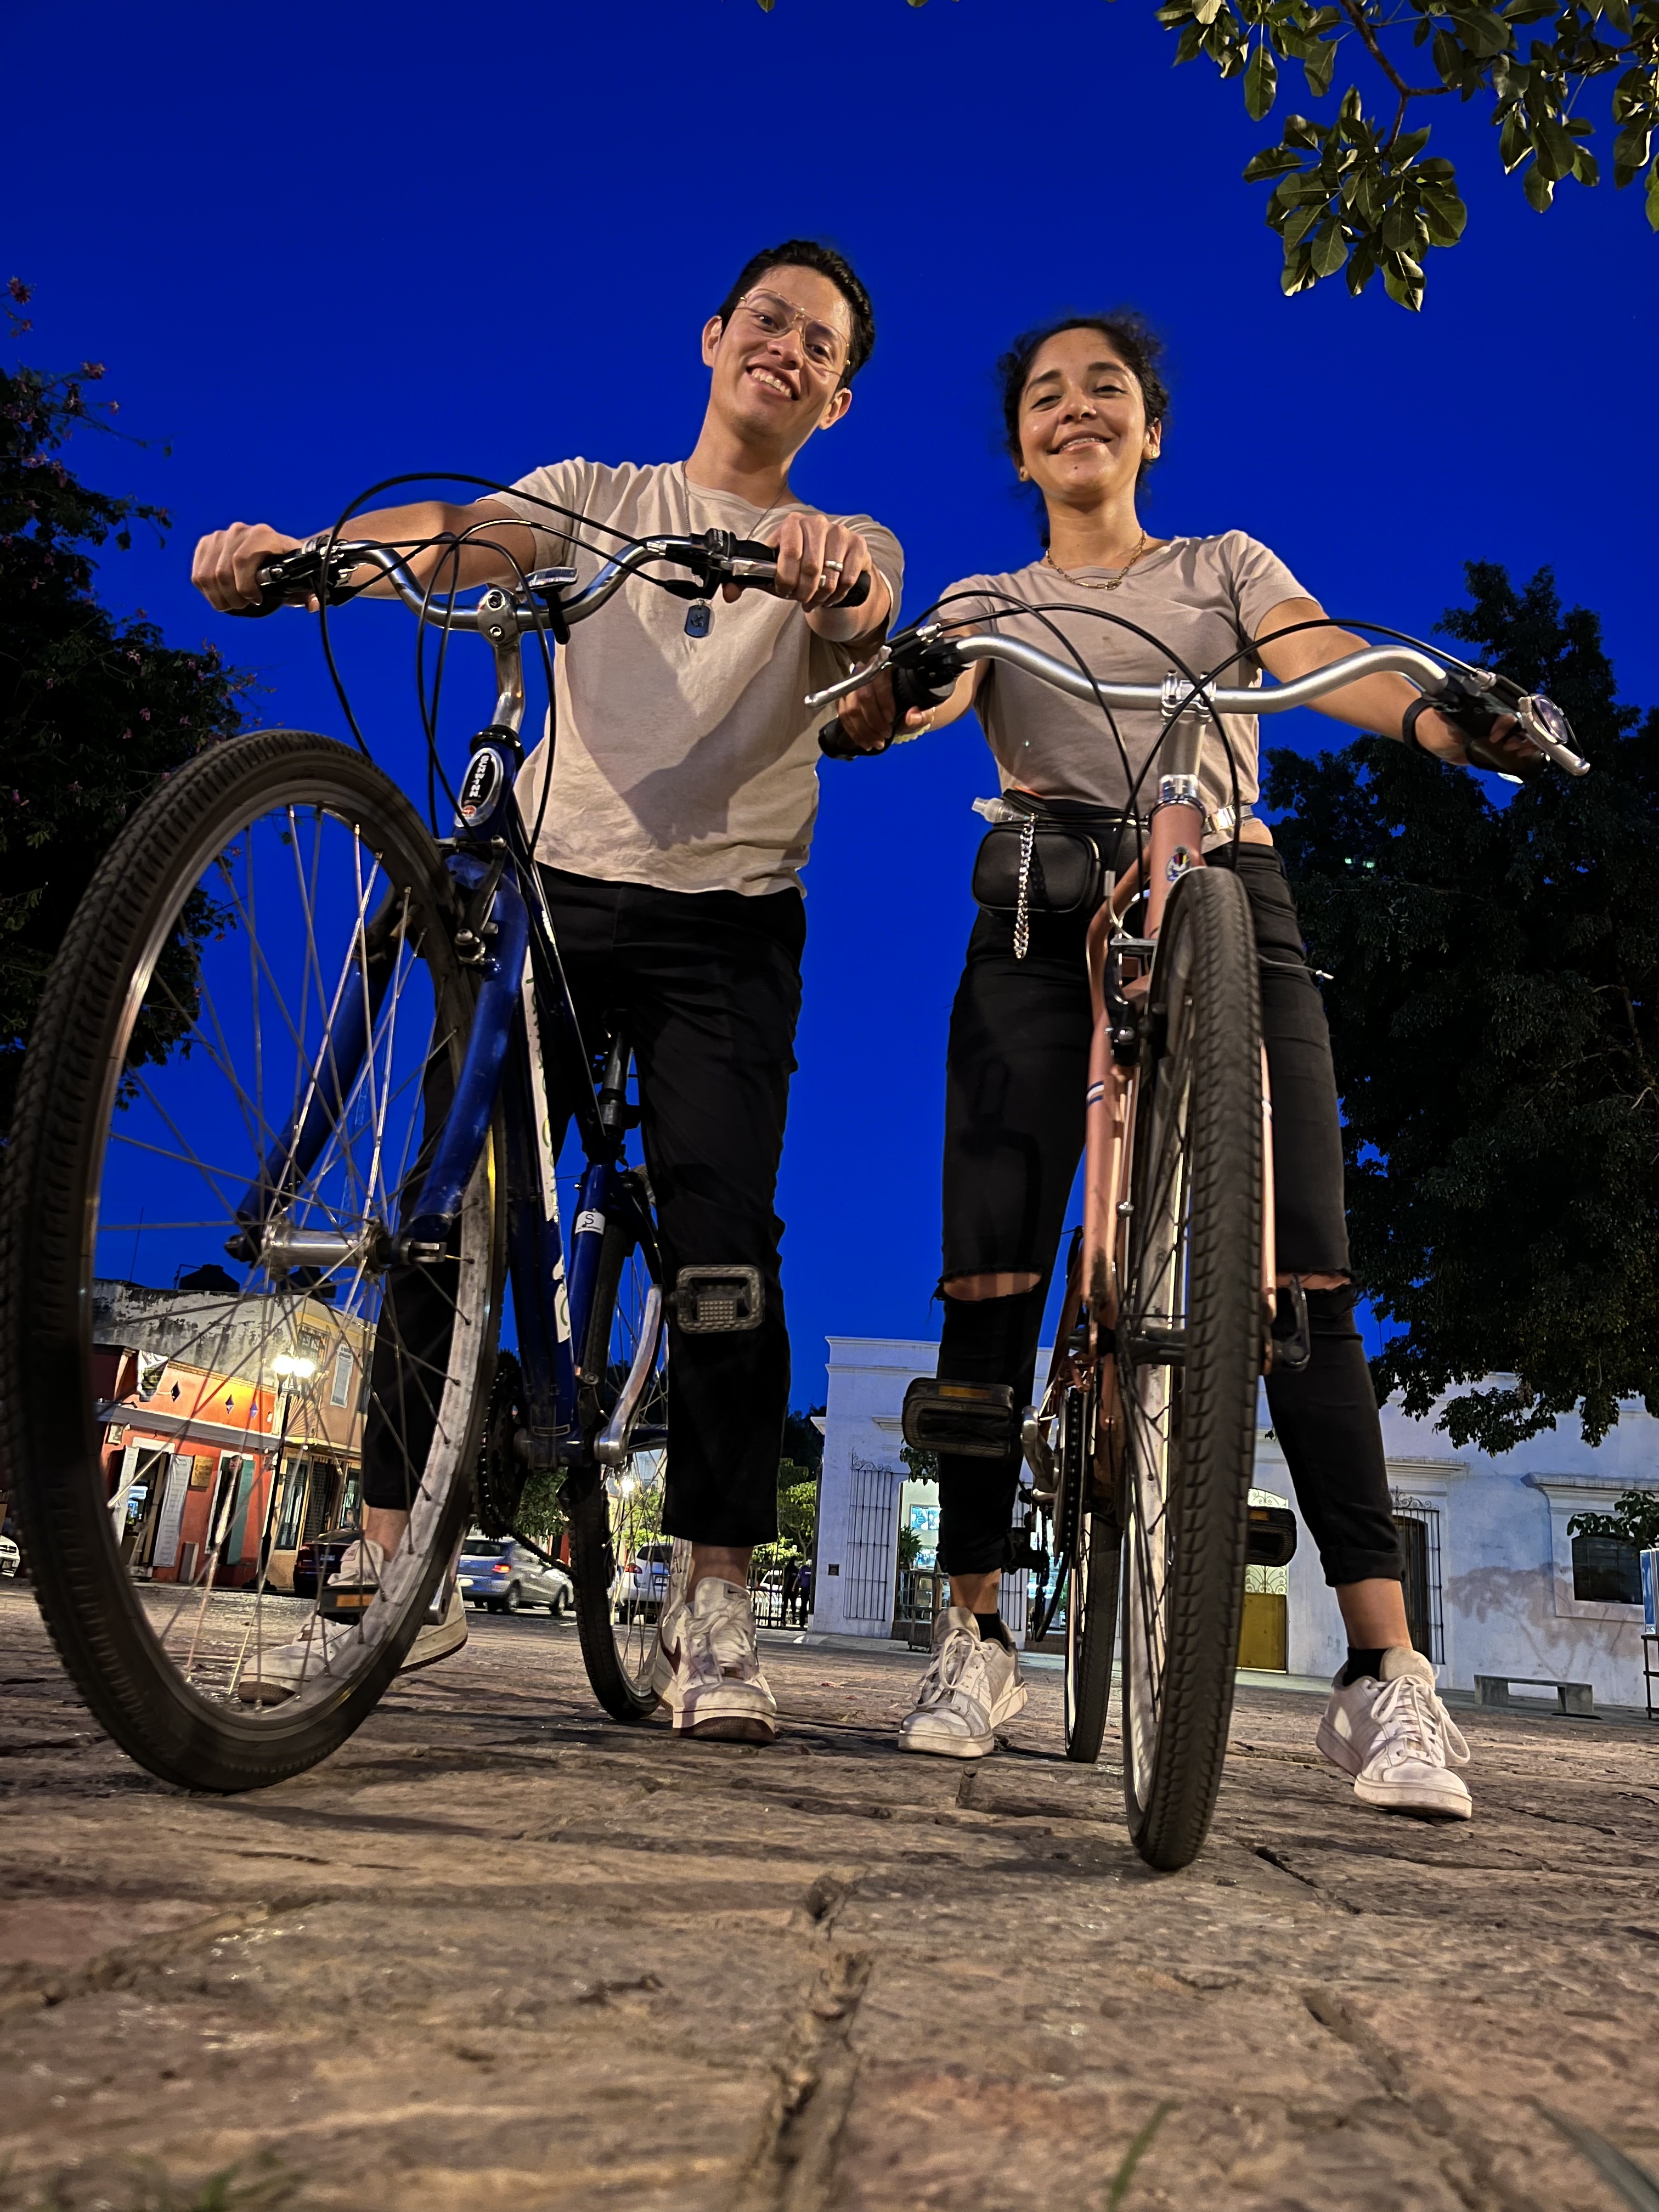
<box><xmin>192</xmin><ymin>239</ymin><xmax>902</xmax><ymax>1745</ymax></box>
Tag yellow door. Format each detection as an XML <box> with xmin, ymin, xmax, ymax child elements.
<box><xmin>1238</xmin><ymin>1592</ymin><xmax>1288</xmax><ymax>1671</ymax></box>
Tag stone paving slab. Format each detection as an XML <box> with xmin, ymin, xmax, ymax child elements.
<box><xmin>1</xmin><ymin>1581</ymin><xmax>1656</xmax><ymax>2211</ymax></box>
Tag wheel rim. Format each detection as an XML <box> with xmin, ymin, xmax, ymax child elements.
<box><xmin>82</xmin><ymin>781</ymin><xmax>493</xmax><ymax>1726</ymax></box>
<box><xmin>1119</xmin><ymin>950</ymin><xmax>1197</xmax><ymax>1812</ymax></box>
<box><xmin>596</xmin><ymin>1243</ymin><xmax>668</xmax><ymax>1698</ymax></box>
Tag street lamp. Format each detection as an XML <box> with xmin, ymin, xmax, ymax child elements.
<box><xmin>260</xmin><ymin>1356</ymin><xmax>319</xmax><ymax>1576</ymax></box>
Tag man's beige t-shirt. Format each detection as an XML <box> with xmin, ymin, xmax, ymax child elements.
<box><xmin>942</xmin><ymin>532</ymin><xmax>1306</xmax><ymax>821</ymax></box>
<box><xmin>494</xmin><ymin>460</ymin><xmax>903</xmax><ymax>897</ymax></box>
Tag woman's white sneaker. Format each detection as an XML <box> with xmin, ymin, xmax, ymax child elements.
<box><xmin>898</xmin><ymin>1606</ymin><xmax>1028</xmax><ymax>1759</ymax></box>
<box><xmin>653</xmin><ymin>1576</ymin><xmax>778</xmax><ymax>1743</ymax></box>
<box><xmin>1316</xmin><ymin>1646</ymin><xmax>1472</xmax><ymax>1819</ymax></box>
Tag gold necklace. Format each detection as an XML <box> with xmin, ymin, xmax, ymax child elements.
<box><xmin>1043</xmin><ymin>532</ymin><xmax>1152</xmax><ymax>592</ymax></box>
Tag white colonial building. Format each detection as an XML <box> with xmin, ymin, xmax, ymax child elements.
<box><xmin>812</xmin><ymin>1335</ymin><xmax>1658</xmax><ymax>1711</ymax></box>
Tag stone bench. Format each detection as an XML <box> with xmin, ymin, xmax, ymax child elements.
<box><xmin>1474</xmin><ymin>1673</ymin><xmax>1594</xmax><ymax>1717</ymax></box>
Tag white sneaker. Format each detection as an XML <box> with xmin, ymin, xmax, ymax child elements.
<box><xmin>898</xmin><ymin>1606</ymin><xmax>1028</xmax><ymax>1760</ymax></box>
<box><xmin>324</xmin><ymin>1533</ymin><xmax>385</xmax><ymax>1615</ymax></box>
<box><xmin>402</xmin><ymin>1582</ymin><xmax>467</xmax><ymax>1673</ymax></box>
<box><xmin>235</xmin><ymin>1615</ymin><xmax>357</xmax><ymax>1704</ymax></box>
<box><xmin>653</xmin><ymin>1577</ymin><xmax>778</xmax><ymax>1743</ymax></box>
<box><xmin>1316</xmin><ymin>1646</ymin><xmax>1472</xmax><ymax>1819</ymax></box>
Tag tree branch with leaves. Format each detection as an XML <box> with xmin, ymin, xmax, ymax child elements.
<box><xmin>758</xmin><ymin>0</ymin><xmax>1659</xmax><ymax>306</ymax></box>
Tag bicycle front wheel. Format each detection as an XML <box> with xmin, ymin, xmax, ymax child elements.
<box><xmin>1117</xmin><ymin>866</ymin><xmax>1262</xmax><ymax>1870</ymax></box>
<box><xmin>0</xmin><ymin>731</ymin><xmax>505</xmax><ymax>1792</ymax></box>
<box><xmin>567</xmin><ymin>1193</ymin><xmax>670</xmax><ymax>1723</ymax></box>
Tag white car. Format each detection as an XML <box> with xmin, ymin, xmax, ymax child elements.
<box><xmin>613</xmin><ymin>1541</ymin><xmax>674</xmax><ymax>1622</ymax></box>
<box><xmin>0</xmin><ymin>1533</ymin><xmax>20</xmax><ymax>1578</ymax></box>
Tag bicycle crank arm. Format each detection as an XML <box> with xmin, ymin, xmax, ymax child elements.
<box><xmin>595</xmin><ymin>1283</ymin><xmax>665</xmax><ymax>1468</ymax></box>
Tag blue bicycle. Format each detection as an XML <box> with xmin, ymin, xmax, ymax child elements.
<box><xmin>0</xmin><ymin>514</ymin><xmax>852</xmax><ymax>1789</ymax></box>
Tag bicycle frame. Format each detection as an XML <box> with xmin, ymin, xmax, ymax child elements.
<box><xmin>230</xmin><ymin>557</ymin><xmax>669</xmax><ymax>1496</ymax></box>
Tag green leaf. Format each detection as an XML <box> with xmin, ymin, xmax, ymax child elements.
<box><xmin>1285</xmin><ymin>109</ymin><xmax>1324</xmax><ymax>147</ymax></box>
<box><xmin>1534</xmin><ymin>114</ymin><xmax>1578</xmax><ymax>179</ymax></box>
<box><xmin>1346</xmin><ymin>239</ymin><xmax>1379</xmax><ymax>294</ymax></box>
<box><xmin>1571</xmin><ymin>145</ymin><xmax>1600</xmax><ymax>186</ymax></box>
<box><xmin>1315</xmin><ymin>220</ymin><xmax>1351</xmax><ymax>275</ymax></box>
<box><xmin>1647</xmin><ymin>153</ymin><xmax>1659</xmax><ymax>228</ymax></box>
<box><xmin>1193</xmin><ymin>0</ymin><xmax>1228</xmax><ymax>25</ymax></box>
<box><xmin>1524</xmin><ymin>159</ymin><xmax>1556</xmax><ymax>208</ymax></box>
<box><xmin>1421</xmin><ymin>183</ymin><xmax>1469</xmax><ymax>240</ymax></box>
<box><xmin>1601</xmin><ymin>0</ymin><xmax>1632</xmax><ymax>29</ymax></box>
<box><xmin>1499</xmin><ymin>108</ymin><xmax>1532</xmax><ymax>169</ymax></box>
<box><xmin>1302</xmin><ymin>33</ymin><xmax>1338</xmax><ymax>96</ymax></box>
<box><xmin>1381</xmin><ymin>249</ymin><xmax>1426</xmax><ymax>308</ymax></box>
<box><xmin>1283</xmin><ymin>195</ymin><xmax>1329</xmax><ymax>246</ymax></box>
<box><xmin>1395</xmin><ymin>125</ymin><xmax>1434</xmax><ymax>162</ymax></box>
<box><xmin>1446</xmin><ymin>3</ymin><xmax>1512</xmax><ymax>55</ymax></box>
<box><xmin>1615</xmin><ymin>121</ymin><xmax>1655</xmax><ymax>188</ymax></box>
<box><xmin>1243</xmin><ymin>140</ymin><xmax>1306</xmax><ymax>178</ymax></box>
<box><xmin>1245</xmin><ymin>40</ymin><xmax>1279</xmax><ymax>115</ymax></box>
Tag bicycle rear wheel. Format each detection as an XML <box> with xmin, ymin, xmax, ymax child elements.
<box><xmin>0</xmin><ymin>730</ymin><xmax>505</xmax><ymax>1792</ymax></box>
<box><xmin>1117</xmin><ymin>866</ymin><xmax>1262</xmax><ymax>1870</ymax></box>
<box><xmin>567</xmin><ymin>1189</ymin><xmax>669</xmax><ymax>1722</ymax></box>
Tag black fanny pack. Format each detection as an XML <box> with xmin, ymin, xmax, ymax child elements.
<box><xmin>970</xmin><ymin>797</ymin><xmax>1139</xmax><ymax>921</ymax></box>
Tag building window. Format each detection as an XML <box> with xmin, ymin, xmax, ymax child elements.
<box><xmin>274</xmin><ymin>1461</ymin><xmax>308</xmax><ymax>1551</ymax></box>
<box><xmin>1391</xmin><ymin>1493</ymin><xmax>1444</xmax><ymax>1665</ymax></box>
<box><xmin>330</xmin><ymin>1345</ymin><xmax>353</xmax><ymax>1408</ymax></box>
<box><xmin>845</xmin><ymin>1455</ymin><xmax>903</xmax><ymax>1627</ymax></box>
<box><xmin>1571</xmin><ymin>1533</ymin><xmax>1642</xmax><ymax>1605</ymax></box>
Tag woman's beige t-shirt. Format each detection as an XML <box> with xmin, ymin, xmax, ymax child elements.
<box><xmin>941</xmin><ymin>532</ymin><xmax>1307</xmax><ymax>821</ymax></box>
<box><xmin>494</xmin><ymin>459</ymin><xmax>903</xmax><ymax>898</ymax></box>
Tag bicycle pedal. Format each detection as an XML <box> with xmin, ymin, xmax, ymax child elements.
<box><xmin>318</xmin><ymin>1583</ymin><xmax>376</xmax><ymax>1621</ymax></box>
<box><xmin>901</xmin><ymin>1378</ymin><xmax>1018</xmax><ymax>1459</ymax></box>
<box><xmin>1245</xmin><ymin>1504</ymin><xmax>1298</xmax><ymax>1568</ymax></box>
<box><xmin>673</xmin><ymin>1263</ymin><xmax>764</xmax><ymax>1334</ymax></box>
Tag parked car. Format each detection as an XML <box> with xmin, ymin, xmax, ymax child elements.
<box><xmin>613</xmin><ymin>1541</ymin><xmax>674</xmax><ymax>1622</ymax></box>
<box><xmin>291</xmin><ymin>1525</ymin><xmax>357</xmax><ymax>1600</ymax></box>
<box><xmin>0</xmin><ymin>1533</ymin><xmax>20</xmax><ymax>1578</ymax></box>
<box><xmin>458</xmin><ymin>1536</ymin><xmax>572</xmax><ymax>1616</ymax></box>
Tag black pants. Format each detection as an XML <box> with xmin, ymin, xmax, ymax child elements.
<box><xmin>364</xmin><ymin>868</ymin><xmax>802</xmax><ymax>1548</ymax></box>
<box><xmin>935</xmin><ymin>845</ymin><xmax>1401</xmax><ymax>1588</ymax></box>
<box><xmin>538</xmin><ymin>866</ymin><xmax>804</xmax><ymax>1549</ymax></box>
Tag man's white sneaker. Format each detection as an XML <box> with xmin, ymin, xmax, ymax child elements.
<box><xmin>323</xmin><ymin>1533</ymin><xmax>385</xmax><ymax>1616</ymax></box>
<box><xmin>235</xmin><ymin>1615</ymin><xmax>357</xmax><ymax>1704</ymax></box>
<box><xmin>1316</xmin><ymin>1646</ymin><xmax>1472</xmax><ymax>1819</ymax></box>
<box><xmin>898</xmin><ymin>1606</ymin><xmax>1028</xmax><ymax>1760</ymax></box>
<box><xmin>653</xmin><ymin>1576</ymin><xmax>778</xmax><ymax>1743</ymax></box>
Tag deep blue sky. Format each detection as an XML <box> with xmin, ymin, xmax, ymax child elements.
<box><xmin>8</xmin><ymin>0</ymin><xmax>1656</xmax><ymax>1403</ymax></box>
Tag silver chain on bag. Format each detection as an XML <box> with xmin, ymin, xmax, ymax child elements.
<box><xmin>1013</xmin><ymin>815</ymin><xmax>1036</xmax><ymax>962</ymax></box>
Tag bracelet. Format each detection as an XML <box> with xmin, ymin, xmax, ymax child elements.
<box><xmin>1401</xmin><ymin>696</ymin><xmax>1442</xmax><ymax>753</ymax></box>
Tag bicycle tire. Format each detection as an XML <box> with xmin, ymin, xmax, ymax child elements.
<box><xmin>568</xmin><ymin>1195</ymin><xmax>668</xmax><ymax>1723</ymax></box>
<box><xmin>1117</xmin><ymin>866</ymin><xmax>1262</xmax><ymax>1870</ymax></box>
<box><xmin>0</xmin><ymin>729</ymin><xmax>505</xmax><ymax>1792</ymax></box>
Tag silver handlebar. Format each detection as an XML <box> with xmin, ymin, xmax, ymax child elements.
<box><xmin>803</xmin><ymin>630</ymin><xmax>1591</xmax><ymax>777</ymax></box>
<box><xmin>335</xmin><ymin>537</ymin><xmax>726</xmax><ymax>633</ymax></box>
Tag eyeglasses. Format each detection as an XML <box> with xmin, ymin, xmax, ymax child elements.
<box><xmin>732</xmin><ymin>289</ymin><xmax>849</xmax><ymax>378</ymax></box>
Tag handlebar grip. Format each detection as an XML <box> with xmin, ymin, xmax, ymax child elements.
<box><xmin>818</xmin><ymin>715</ymin><xmax>874</xmax><ymax>760</ymax></box>
<box><xmin>222</xmin><ymin>565</ymin><xmax>297</xmax><ymax>619</ymax></box>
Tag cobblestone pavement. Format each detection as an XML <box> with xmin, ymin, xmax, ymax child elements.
<box><xmin>2</xmin><ymin>1581</ymin><xmax>1656</xmax><ymax>2212</ymax></box>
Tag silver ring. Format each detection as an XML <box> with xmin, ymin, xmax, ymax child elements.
<box><xmin>822</xmin><ymin>558</ymin><xmax>844</xmax><ymax>572</ymax></box>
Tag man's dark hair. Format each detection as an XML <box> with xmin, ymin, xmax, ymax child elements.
<box><xmin>996</xmin><ymin>313</ymin><xmax>1171</xmax><ymax>538</ymax></box>
<box><xmin>715</xmin><ymin>239</ymin><xmax>876</xmax><ymax>386</ymax></box>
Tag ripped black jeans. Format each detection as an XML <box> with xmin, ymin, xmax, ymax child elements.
<box><xmin>934</xmin><ymin>844</ymin><xmax>1402</xmax><ymax>1588</ymax></box>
